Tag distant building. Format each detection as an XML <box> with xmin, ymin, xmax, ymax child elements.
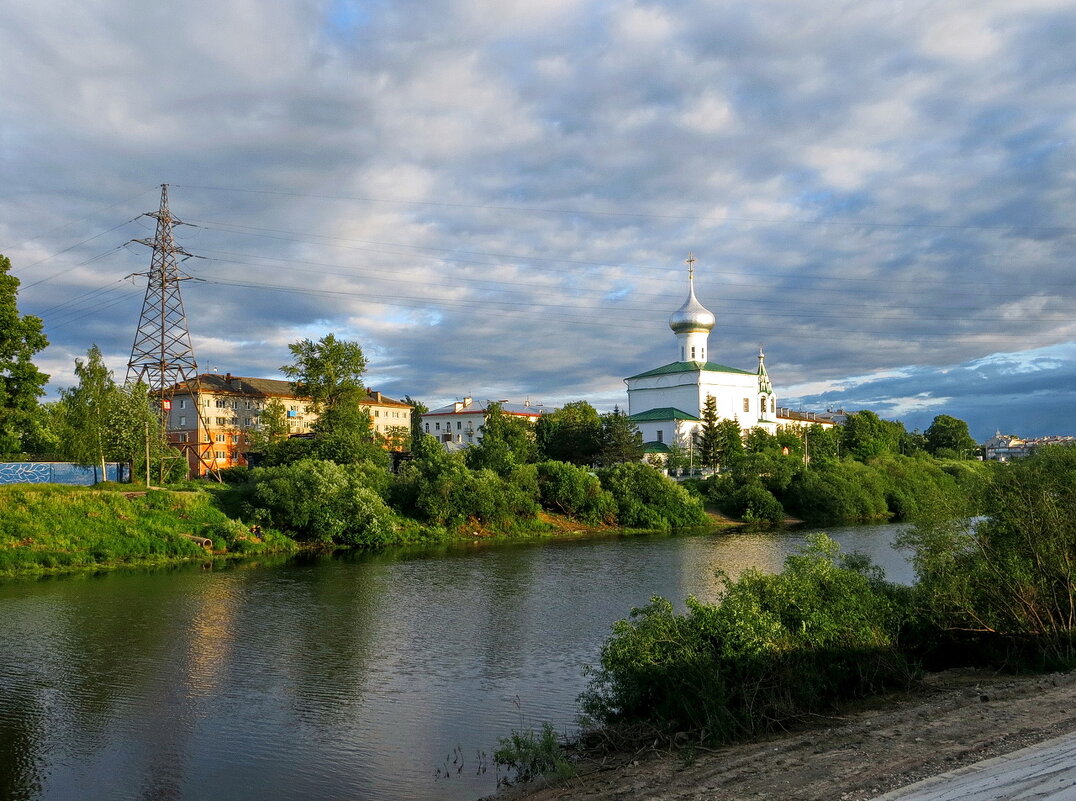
<box><xmin>163</xmin><ymin>373</ymin><xmax>412</xmax><ymax>473</ymax></box>
<box><xmin>983</xmin><ymin>432</ymin><xmax>1076</xmax><ymax>461</ymax></box>
<box><xmin>624</xmin><ymin>258</ymin><xmax>837</xmax><ymax>455</ymax></box>
<box><xmin>422</xmin><ymin>396</ymin><xmax>553</xmax><ymax>450</ymax></box>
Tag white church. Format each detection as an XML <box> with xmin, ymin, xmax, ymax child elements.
<box><xmin>625</xmin><ymin>257</ymin><xmax>785</xmax><ymax>453</ymax></box>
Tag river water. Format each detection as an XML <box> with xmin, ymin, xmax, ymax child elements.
<box><xmin>0</xmin><ymin>523</ymin><xmax>915</xmax><ymax>801</ymax></box>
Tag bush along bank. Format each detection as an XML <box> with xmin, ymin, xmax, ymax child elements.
<box><xmin>499</xmin><ymin>447</ymin><xmax>1076</xmax><ymax>784</ymax></box>
<box><xmin>699</xmin><ymin>453</ymin><xmax>991</xmax><ymax>526</ymax></box>
<box><xmin>0</xmin><ymin>484</ymin><xmax>296</xmax><ymax>577</ymax></box>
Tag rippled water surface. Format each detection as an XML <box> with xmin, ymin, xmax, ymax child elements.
<box><xmin>0</xmin><ymin>523</ymin><xmax>914</xmax><ymax>801</ymax></box>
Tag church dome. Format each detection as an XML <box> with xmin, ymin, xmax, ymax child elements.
<box><xmin>669</xmin><ymin>281</ymin><xmax>715</xmax><ymax>334</ymax></box>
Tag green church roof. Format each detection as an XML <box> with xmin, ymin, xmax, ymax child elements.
<box><xmin>629</xmin><ymin>407</ymin><xmax>700</xmax><ymax>422</ymax></box>
<box><xmin>642</xmin><ymin>441</ymin><xmax>671</xmax><ymax>453</ymax></box>
<box><xmin>626</xmin><ymin>360</ymin><xmax>754</xmax><ymax>380</ymax></box>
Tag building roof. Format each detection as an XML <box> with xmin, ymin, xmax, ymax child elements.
<box><xmin>626</xmin><ymin>360</ymin><xmax>755</xmax><ymax>380</ymax></box>
<box><xmin>642</xmin><ymin>441</ymin><xmax>671</xmax><ymax>454</ymax></box>
<box><xmin>628</xmin><ymin>406</ymin><xmax>700</xmax><ymax>422</ymax></box>
<box><xmin>425</xmin><ymin>398</ymin><xmax>554</xmax><ymax>417</ymax></box>
<box><xmin>166</xmin><ymin>374</ymin><xmax>410</xmax><ymax>407</ymax></box>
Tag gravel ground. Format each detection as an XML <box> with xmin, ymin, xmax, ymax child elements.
<box><xmin>495</xmin><ymin>668</ymin><xmax>1076</xmax><ymax>801</ymax></box>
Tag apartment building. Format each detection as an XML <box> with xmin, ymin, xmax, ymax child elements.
<box><xmin>164</xmin><ymin>373</ymin><xmax>412</xmax><ymax>473</ymax></box>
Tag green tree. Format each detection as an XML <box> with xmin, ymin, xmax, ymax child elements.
<box><xmin>841</xmin><ymin>410</ymin><xmax>905</xmax><ymax>460</ymax></box>
<box><xmin>248</xmin><ymin>397</ymin><xmax>290</xmax><ymax>451</ymax></box>
<box><xmin>714</xmin><ymin>418</ymin><xmax>745</xmax><ymax>468</ymax></box>
<box><xmin>402</xmin><ymin>395</ymin><xmax>428</xmax><ymax>449</ymax></box>
<box><xmin>281</xmin><ymin>334</ymin><xmax>366</xmax><ymax>411</ymax></box>
<box><xmin>465</xmin><ymin>402</ymin><xmax>537</xmax><ymax>474</ymax></box>
<box><xmin>805</xmin><ymin>423</ymin><xmax>840</xmax><ymax>462</ymax></box>
<box><xmin>60</xmin><ymin>345</ymin><xmax>114</xmax><ymax>475</ymax></box>
<box><xmin>598</xmin><ymin>406</ymin><xmax>643</xmax><ymax>466</ymax></box>
<box><xmin>693</xmin><ymin>394</ymin><xmax>721</xmax><ymax>469</ymax></box>
<box><xmin>924</xmin><ymin>414</ymin><xmax>977</xmax><ymax>459</ymax></box>
<box><xmin>0</xmin><ymin>254</ymin><xmax>49</xmax><ymax>455</ymax></box>
<box><xmin>535</xmin><ymin>400</ymin><xmax>602</xmax><ymax>465</ymax></box>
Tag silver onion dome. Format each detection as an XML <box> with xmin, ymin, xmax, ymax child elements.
<box><xmin>669</xmin><ymin>280</ymin><xmax>715</xmax><ymax>334</ymax></box>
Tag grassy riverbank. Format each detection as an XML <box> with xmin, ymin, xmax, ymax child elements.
<box><xmin>0</xmin><ymin>484</ymin><xmax>298</xmax><ymax>578</ymax></box>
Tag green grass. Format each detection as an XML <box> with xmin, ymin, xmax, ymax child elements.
<box><xmin>0</xmin><ymin>484</ymin><xmax>297</xmax><ymax>577</ymax></box>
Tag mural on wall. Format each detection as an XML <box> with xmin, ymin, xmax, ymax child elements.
<box><xmin>0</xmin><ymin>463</ymin><xmax>128</xmax><ymax>486</ymax></box>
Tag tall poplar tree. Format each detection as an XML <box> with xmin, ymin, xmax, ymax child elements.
<box><xmin>0</xmin><ymin>254</ymin><xmax>49</xmax><ymax>454</ymax></box>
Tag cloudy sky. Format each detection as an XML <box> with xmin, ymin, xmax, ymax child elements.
<box><xmin>2</xmin><ymin>0</ymin><xmax>1074</xmax><ymax>440</ymax></box>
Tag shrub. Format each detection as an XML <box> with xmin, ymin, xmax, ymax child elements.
<box><xmin>248</xmin><ymin>459</ymin><xmax>396</xmax><ymax>546</ymax></box>
<box><xmin>534</xmin><ymin>461</ymin><xmax>616</xmax><ymax>524</ymax></box>
<box><xmin>494</xmin><ymin>722</ymin><xmax>575</xmax><ymax>785</ymax></box>
<box><xmin>899</xmin><ymin>446</ymin><xmax>1076</xmax><ymax>666</ymax></box>
<box><xmin>389</xmin><ymin>448</ymin><xmax>539</xmax><ymax>529</ymax></box>
<box><xmin>580</xmin><ymin>535</ymin><xmax>913</xmax><ymax>741</ymax></box>
<box><xmin>597</xmin><ymin>462</ymin><xmax>708</xmax><ymax>530</ymax></box>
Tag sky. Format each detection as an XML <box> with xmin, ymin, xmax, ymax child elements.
<box><xmin>1</xmin><ymin>0</ymin><xmax>1074</xmax><ymax>441</ymax></box>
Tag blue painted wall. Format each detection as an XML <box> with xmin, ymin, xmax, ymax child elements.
<box><xmin>0</xmin><ymin>462</ymin><xmax>130</xmax><ymax>486</ymax></box>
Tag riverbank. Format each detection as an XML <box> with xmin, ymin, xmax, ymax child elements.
<box><xmin>0</xmin><ymin>483</ymin><xmax>725</xmax><ymax>580</ymax></box>
<box><xmin>0</xmin><ymin>484</ymin><xmax>299</xmax><ymax>578</ymax></box>
<box><xmin>498</xmin><ymin>668</ymin><xmax>1076</xmax><ymax>801</ymax></box>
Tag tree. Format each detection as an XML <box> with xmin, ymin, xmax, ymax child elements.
<box><xmin>0</xmin><ymin>254</ymin><xmax>49</xmax><ymax>454</ymax></box>
<box><xmin>924</xmin><ymin>414</ymin><xmax>977</xmax><ymax>459</ymax></box>
<box><xmin>841</xmin><ymin>410</ymin><xmax>905</xmax><ymax>460</ymax></box>
<box><xmin>693</xmin><ymin>394</ymin><xmax>721</xmax><ymax>469</ymax></box>
<box><xmin>60</xmin><ymin>345</ymin><xmax>113</xmax><ymax>475</ymax></box>
<box><xmin>403</xmin><ymin>395</ymin><xmax>428</xmax><ymax>449</ymax></box>
<box><xmin>535</xmin><ymin>400</ymin><xmax>602</xmax><ymax>465</ymax></box>
<box><xmin>247</xmin><ymin>397</ymin><xmax>290</xmax><ymax>453</ymax></box>
<box><xmin>597</xmin><ymin>406</ymin><xmax>643</xmax><ymax>466</ymax></box>
<box><xmin>280</xmin><ymin>334</ymin><xmax>366</xmax><ymax>412</ymax></box>
<box><xmin>714</xmin><ymin>419</ymin><xmax>745</xmax><ymax>468</ymax></box>
<box><xmin>465</xmin><ymin>402</ymin><xmax>537</xmax><ymax>474</ymax></box>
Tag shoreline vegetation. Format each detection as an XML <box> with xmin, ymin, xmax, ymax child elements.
<box><xmin>492</xmin><ymin>445</ymin><xmax>1076</xmax><ymax>790</ymax></box>
<box><xmin>1</xmin><ymin>443</ymin><xmax>984</xmax><ymax>580</ymax></box>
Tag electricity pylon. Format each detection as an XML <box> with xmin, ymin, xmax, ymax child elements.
<box><xmin>126</xmin><ymin>184</ymin><xmax>216</xmax><ymax>479</ymax></box>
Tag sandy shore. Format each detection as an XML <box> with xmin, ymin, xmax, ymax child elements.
<box><xmin>496</xmin><ymin>668</ymin><xmax>1076</xmax><ymax>801</ymax></box>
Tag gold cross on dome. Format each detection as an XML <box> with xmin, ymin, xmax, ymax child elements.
<box><xmin>686</xmin><ymin>253</ymin><xmax>696</xmax><ymax>280</ymax></box>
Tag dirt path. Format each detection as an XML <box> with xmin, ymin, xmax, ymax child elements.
<box><xmin>499</xmin><ymin>669</ymin><xmax>1076</xmax><ymax>801</ymax></box>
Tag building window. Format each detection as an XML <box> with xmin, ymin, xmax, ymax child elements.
<box><xmin>216</xmin><ymin>399</ymin><xmax>227</xmax><ymax>408</ymax></box>
<box><xmin>771</xmin><ymin>398</ymin><xmax>775</xmax><ymax>413</ymax></box>
<box><xmin>179</xmin><ymin>398</ymin><xmax>186</xmax><ymax>409</ymax></box>
<box><xmin>457</xmin><ymin>421</ymin><xmax>461</xmax><ymax>430</ymax></box>
<box><xmin>232</xmin><ymin>435</ymin><xmax>239</xmax><ymax>444</ymax></box>
<box><xmin>425</xmin><ymin>423</ymin><xmax>429</xmax><ymax>432</ymax></box>
<box><xmin>179</xmin><ymin>415</ymin><xmax>187</xmax><ymax>426</ymax></box>
<box><xmin>215</xmin><ymin>434</ymin><xmax>225</xmax><ymax>443</ymax></box>
<box><xmin>231</xmin><ymin>401</ymin><xmax>238</xmax><ymax>409</ymax></box>
<box><xmin>216</xmin><ymin>417</ymin><xmax>226</xmax><ymax>425</ymax></box>
<box><xmin>289</xmin><ymin>405</ymin><xmax>297</xmax><ymax>412</ymax></box>
<box><xmin>178</xmin><ymin>433</ymin><xmax>188</xmax><ymax>443</ymax></box>
<box><xmin>656</xmin><ymin>430</ymin><xmax>664</xmax><ymax>443</ymax></box>
<box><xmin>743</xmin><ymin>398</ymin><xmax>750</xmax><ymax>413</ymax></box>
<box><xmin>215</xmin><ymin>451</ymin><xmax>225</xmax><ymax>460</ymax></box>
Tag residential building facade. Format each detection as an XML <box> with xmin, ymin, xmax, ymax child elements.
<box><xmin>164</xmin><ymin>373</ymin><xmax>412</xmax><ymax>473</ymax></box>
<box><xmin>422</xmin><ymin>397</ymin><xmax>552</xmax><ymax>450</ymax></box>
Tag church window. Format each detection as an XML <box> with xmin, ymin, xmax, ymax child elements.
<box><xmin>771</xmin><ymin>398</ymin><xmax>775</xmax><ymax>413</ymax></box>
<box><xmin>681</xmin><ymin>347</ymin><xmax>685</xmax><ymax>360</ymax></box>
<box><xmin>425</xmin><ymin>423</ymin><xmax>429</xmax><ymax>433</ymax></box>
<box><xmin>691</xmin><ymin>347</ymin><xmax>696</xmax><ymax>359</ymax></box>
<box><xmin>743</xmin><ymin>398</ymin><xmax>750</xmax><ymax>413</ymax></box>
<box><xmin>657</xmin><ymin>430</ymin><xmax>664</xmax><ymax>443</ymax></box>
<box><xmin>700</xmin><ymin>348</ymin><xmax>705</xmax><ymax>360</ymax></box>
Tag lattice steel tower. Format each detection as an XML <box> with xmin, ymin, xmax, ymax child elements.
<box><xmin>126</xmin><ymin>184</ymin><xmax>214</xmax><ymax>477</ymax></box>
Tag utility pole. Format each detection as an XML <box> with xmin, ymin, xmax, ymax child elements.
<box><xmin>126</xmin><ymin>184</ymin><xmax>218</xmax><ymax>480</ymax></box>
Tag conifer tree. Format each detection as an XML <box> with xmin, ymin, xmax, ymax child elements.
<box><xmin>694</xmin><ymin>394</ymin><xmax>722</xmax><ymax>468</ymax></box>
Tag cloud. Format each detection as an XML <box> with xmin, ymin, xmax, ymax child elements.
<box><xmin>1</xmin><ymin>0</ymin><xmax>1074</xmax><ymax>436</ymax></box>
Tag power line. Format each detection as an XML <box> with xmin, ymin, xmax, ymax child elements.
<box><xmin>173</xmin><ymin>184</ymin><xmax>1076</xmax><ymax>235</ymax></box>
<box><xmin>0</xmin><ymin>187</ymin><xmax>156</xmax><ymax>252</ymax></box>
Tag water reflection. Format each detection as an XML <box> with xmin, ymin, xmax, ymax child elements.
<box><xmin>0</xmin><ymin>522</ymin><xmax>911</xmax><ymax>801</ymax></box>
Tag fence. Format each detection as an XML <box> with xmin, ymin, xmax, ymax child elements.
<box><xmin>0</xmin><ymin>462</ymin><xmax>130</xmax><ymax>486</ymax></box>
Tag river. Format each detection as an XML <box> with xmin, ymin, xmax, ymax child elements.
<box><xmin>0</xmin><ymin>523</ymin><xmax>915</xmax><ymax>801</ymax></box>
